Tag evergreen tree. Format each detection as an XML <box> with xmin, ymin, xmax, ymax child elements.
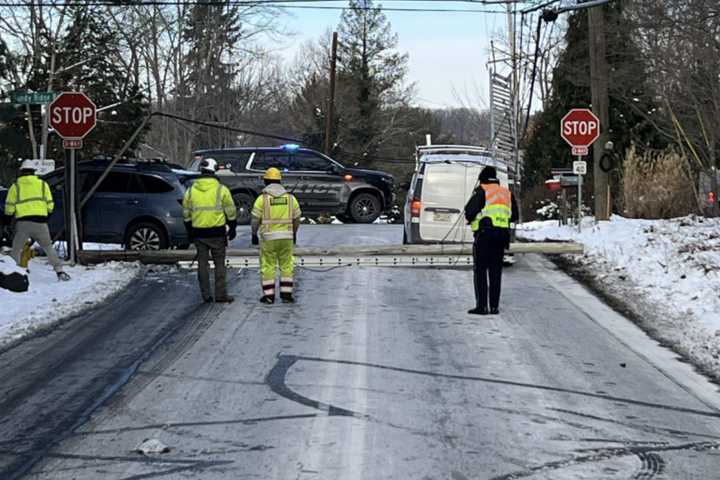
<box><xmin>336</xmin><ymin>0</ymin><xmax>409</xmax><ymax>166</ymax></box>
<box><xmin>57</xmin><ymin>6</ymin><xmax>148</xmax><ymax>158</ymax></box>
<box><xmin>523</xmin><ymin>3</ymin><xmax>665</xmax><ymax>190</ymax></box>
<box><xmin>181</xmin><ymin>1</ymin><xmax>243</xmax><ymax>148</ymax></box>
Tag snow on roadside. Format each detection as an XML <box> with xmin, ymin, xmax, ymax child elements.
<box><xmin>0</xmin><ymin>254</ymin><xmax>139</xmax><ymax>349</ymax></box>
<box><xmin>518</xmin><ymin>215</ymin><xmax>720</xmax><ymax>376</ymax></box>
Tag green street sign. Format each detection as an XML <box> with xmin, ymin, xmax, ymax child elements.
<box><xmin>10</xmin><ymin>91</ymin><xmax>58</xmax><ymax>105</ymax></box>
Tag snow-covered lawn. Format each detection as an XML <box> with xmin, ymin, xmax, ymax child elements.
<box><xmin>518</xmin><ymin>215</ymin><xmax>720</xmax><ymax>377</ymax></box>
<box><xmin>0</xmin><ymin>253</ymin><xmax>139</xmax><ymax>349</ymax></box>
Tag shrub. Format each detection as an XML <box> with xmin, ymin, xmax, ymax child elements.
<box><xmin>622</xmin><ymin>146</ymin><xmax>698</xmax><ymax>219</ymax></box>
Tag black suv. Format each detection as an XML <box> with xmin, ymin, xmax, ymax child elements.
<box><xmin>191</xmin><ymin>145</ymin><xmax>395</xmax><ymax>224</ymax></box>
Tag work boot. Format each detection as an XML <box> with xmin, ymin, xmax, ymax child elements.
<box><xmin>260</xmin><ymin>295</ymin><xmax>275</xmax><ymax>304</ymax></box>
<box><xmin>56</xmin><ymin>272</ymin><xmax>71</xmax><ymax>282</ymax></box>
<box><xmin>489</xmin><ymin>307</ymin><xmax>500</xmax><ymax>315</ymax></box>
<box><xmin>467</xmin><ymin>307</ymin><xmax>488</xmax><ymax>315</ymax></box>
<box><xmin>280</xmin><ymin>292</ymin><xmax>295</xmax><ymax>304</ymax></box>
<box><xmin>215</xmin><ymin>295</ymin><xmax>235</xmax><ymax>303</ymax></box>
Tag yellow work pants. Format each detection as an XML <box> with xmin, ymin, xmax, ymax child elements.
<box><xmin>260</xmin><ymin>239</ymin><xmax>294</xmax><ymax>297</ymax></box>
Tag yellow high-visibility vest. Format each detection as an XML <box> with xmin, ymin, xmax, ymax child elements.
<box><xmin>252</xmin><ymin>193</ymin><xmax>300</xmax><ymax>241</ymax></box>
<box><xmin>182</xmin><ymin>178</ymin><xmax>236</xmax><ymax>228</ymax></box>
<box><xmin>4</xmin><ymin>175</ymin><xmax>54</xmax><ymax>219</ymax></box>
<box><xmin>471</xmin><ymin>183</ymin><xmax>512</xmax><ymax>230</ymax></box>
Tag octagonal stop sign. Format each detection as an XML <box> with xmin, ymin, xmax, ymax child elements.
<box><xmin>49</xmin><ymin>92</ymin><xmax>97</xmax><ymax>139</ymax></box>
<box><xmin>561</xmin><ymin>108</ymin><xmax>600</xmax><ymax>148</ymax></box>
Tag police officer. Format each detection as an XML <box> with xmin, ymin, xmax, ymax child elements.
<box><xmin>4</xmin><ymin>160</ymin><xmax>70</xmax><ymax>281</ymax></box>
<box><xmin>183</xmin><ymin>158</ymin><xmax>237</xmax><ymax>303</ymax></box>
<box><xmin>251</xmin><ymin>167</ymin><xmax>301</xmax><ymax>304</ymax></box>
<box><xmin>464</xmin><ymin>166</ymin><xmax>518</xmax><ymax>315</ymax></box>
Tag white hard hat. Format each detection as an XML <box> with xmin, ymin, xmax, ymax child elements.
<box><xmin>200</xmin><ymin>158</ymin><xmax>218</xmax><ymax>173</ymax></box>
<box><xmin>20</xmin><ymin>160</ymin><xmax>36</xmax><ymax>171</ymax></box>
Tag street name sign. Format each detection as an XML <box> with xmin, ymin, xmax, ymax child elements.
<box><xmin>11</xmin><ymin>91</ymin><xmax>57</xmax><ymax>105</ymax></box>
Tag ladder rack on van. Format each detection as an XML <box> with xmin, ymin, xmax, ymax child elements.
<box><xmin>414</xmin><ymin>144</ymin><xmax>518</xmax><ymax>182</ymax></box>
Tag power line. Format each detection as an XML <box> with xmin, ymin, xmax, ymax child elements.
<box><xmin>0</xmin><ymin>1</ymin><xmax>510</xmax><ymax>12</ymax></box>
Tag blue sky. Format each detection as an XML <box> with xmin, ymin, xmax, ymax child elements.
<box><xmin>274</xmin><ymin>1</ymin><xmax>509</xmax><ymax>109</ymax></box>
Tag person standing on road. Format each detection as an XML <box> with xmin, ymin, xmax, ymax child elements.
<box><xmin>251</xmin><ymin>167</ymin><xmax>301</xmax><ymax>304</ymax></box>
<box><xmin>464</xmin><ymin>166</ymin><xmax>518</xmax><ymax>315</ymax></box>
<box><xmin>4</xmin><ymin>160</ymin><xmax>70</xmax><ymax>281</ymax></box>
<box><xmin>183</xmin><ymin>158</ymin><xmax>237</xmax><ymax>303</ymax></box>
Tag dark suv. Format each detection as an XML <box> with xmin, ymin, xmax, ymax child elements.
<box><xmin>1</xmin><ymin>160</ymin><xmax>190</xmax><ymax>250</ymax></box>
<box><xmin>191</xmin><ymin>145</ymin><xmax>395</xmax><ymax>224</ymax></box>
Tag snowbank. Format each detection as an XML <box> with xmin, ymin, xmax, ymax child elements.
<box><xmin>0</xmin><ymin>254</ymin><xmax>139</xmax><ymax>349</ymax></box>
<box><xmin>518</xmin><ymin>215</ymin><xmax>720</xmax><ymax>376</ymax></box>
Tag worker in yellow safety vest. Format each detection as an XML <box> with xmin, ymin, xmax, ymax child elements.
<box><xmin>464</xmin><ymin>166</ymin><xmax>518</xmax><ymax>315</ymax></box>
<box><xmin>183</xmin><ymin>158</ymin><xmax>237</xmax><ymax>303</ymax></box>
<box><xmin>3</xmin><ymin>160</ymin><xmax>70</xmax><ymax>281</ymax></box>
<box><xmin>251</xmin><ymin>167</ymin><xmax>301</xmax><ymax>304</ymax></box>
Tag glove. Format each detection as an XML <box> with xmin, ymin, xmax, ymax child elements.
<box><xmin>251</xmin><ymin>234</ymin><xmax>259</xmax><ymax>246</ymax></box>
<box><xmin>227</xmin><ymin>221</ymin><xmax>237</xmax><ymax>241</ymax></box>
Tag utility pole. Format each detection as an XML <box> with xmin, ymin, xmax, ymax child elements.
<box><xmin>588</xmin><ymin>4</ymin><xmax>610</xmax><ymax>220</ymax></box>
<box><xmin>507</xmin><ymin>2</ymin><xmax>522</xmax><ymax>221</ymax></box>
<box><xmin>324</xmin><ymin>32</ymin><xmax>338</xmax><ymax>155</ymax></box>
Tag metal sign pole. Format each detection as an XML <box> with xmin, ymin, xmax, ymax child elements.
<box><xmin>577</xmin><ymin>154</ymin><xmax>583</xmax><ymax>233</ymax></box>
<box><xmin>69</xmin><ymin>149</ymin><xmax>77</xmax><ymax>265</ymax></box>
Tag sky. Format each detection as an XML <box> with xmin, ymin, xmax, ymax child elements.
<box><xmin>273</xmin><ymin>1</ymin><xmax>511</xmax><ymax>110</ymax></box>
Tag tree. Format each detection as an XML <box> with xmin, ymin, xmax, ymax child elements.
<box><xmin>335</xmin><ymin>0</ymin><xmax>410</xmax><ymax>166</ymax></box>
<box><xmin>56</xmin><ymin>6</ymin><xmax>148</xmax><ymax>158</ymax></box>
<box><xmin>522</xmin><ymin>3</ymin><xmax>665</xmax><ymax>191</ymax></box>
<box><xmin>630</xmin><ymin>0</ymin><xmax>720</xmax><ymax>215</ymax></box>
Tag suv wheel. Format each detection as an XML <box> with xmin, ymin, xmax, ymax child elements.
<box><xmin>233</xmin><ymin>192</ymin><xmax>254</xmax><ymax>225</ymax></box>
<box><xmin>125</xmin><ymin>222</ymin><xmax>168</xmax><ymax>251</ymax></box>
<box><xmin>349</xmin><ymin>193</ymin><xmax>381</xmax><ymax>223</ymax></box>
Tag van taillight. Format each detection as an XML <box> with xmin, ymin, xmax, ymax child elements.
<box><xmin>410</xmin><ymin>199</ymin><xmax>422</xmax><ymax>217</ymax></box>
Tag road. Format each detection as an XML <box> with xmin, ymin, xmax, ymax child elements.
<box><xmin>1</xmin><ymin>225</ymin><xmax>719</xmax><ymax>479</ymax></box>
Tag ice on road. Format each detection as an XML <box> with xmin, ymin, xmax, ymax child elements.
<box><xmin>19</xmin><ymin>251</ymin><xmax>720</xmax><ymax>479</ymax></box>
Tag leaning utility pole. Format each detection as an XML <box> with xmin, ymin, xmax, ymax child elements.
<box><xmin>324</xmin><ymin>32</ymin><xmax>338</xmax><ymax>155</ymax></box>
<box><xmin>588</xmin><ymin>4</ymin><xmax>610</xmax><ymax>220</ymax></box>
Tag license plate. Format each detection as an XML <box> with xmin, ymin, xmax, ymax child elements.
<box><xmin>433</xmin><ymin>212</ymin><xmax>452</xmax><ymax>222</ymax></box>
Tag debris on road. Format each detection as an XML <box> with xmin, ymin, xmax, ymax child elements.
<box><xmin>134</xmin><ymin>438</ymin><xmax>171</xmax><ymax>455</ymax></box>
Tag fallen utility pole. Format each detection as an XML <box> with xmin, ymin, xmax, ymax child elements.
<box><xmin>78</xmin><ymin>242</ymin><xmax>584</xmax><ymax>265</ymax></box>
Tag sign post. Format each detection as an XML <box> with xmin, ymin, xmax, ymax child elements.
<box><xmin>49</xmin><ymin>92</ymin><xmax>97</xmax><ymax>264</ymax></box>
<box><xmin>561</xmin><ymin>108</ymin><xmax>600</xmax><ymax>232</ymax></box>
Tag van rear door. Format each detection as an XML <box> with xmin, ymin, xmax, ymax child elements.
<box><xmin>419</xmin><ymin>163</ymin><xmax>476</xmax><ymax>243</ymax></box>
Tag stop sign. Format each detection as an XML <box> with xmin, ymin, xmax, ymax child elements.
<box><xmin>49</xmin><ymin>92</ymin><xmax>97</xmax><ymax>139</ymax></box>
<box><xmin>561</xmin><ymin>108</ymin><xmax>600</xmax><ymax>148</ymax></box>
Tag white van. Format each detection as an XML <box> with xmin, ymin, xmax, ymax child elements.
<box><xmin>403</xmin><ymin>145</ymin><xmax>513</xmax><ymax>245</ymax></box>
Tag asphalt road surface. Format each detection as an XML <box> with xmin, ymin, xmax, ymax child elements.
<box><xmin>1</xmin><ymin>225</ymin><xmax>720</xmax><ymax>479</ymax></box>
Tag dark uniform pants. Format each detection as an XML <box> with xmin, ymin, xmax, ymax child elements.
<box><xmin>195</xmin><ymin>237</ymin><xmax>227</xmax><ymax>299</ymax></box>
<box><xmin>472</xmin><ymin>229</ymin><xmax>507</xmax><ymax>310</ymax></box>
